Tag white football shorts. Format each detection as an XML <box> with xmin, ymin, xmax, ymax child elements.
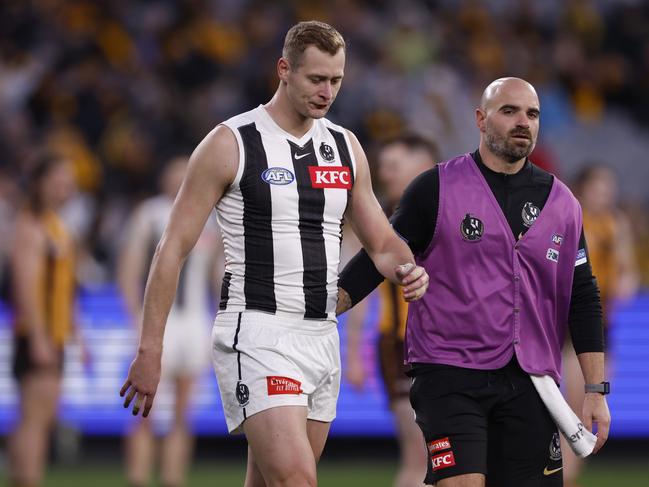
<box><xmin>161</xmin><ymin>312</ymin><xmax>211</xmax><ymax>378</ymax></box>
<box><xmin>211</xmin><ymin>311</ymin><xmax>341</xmax><ymax>434</ymax></box>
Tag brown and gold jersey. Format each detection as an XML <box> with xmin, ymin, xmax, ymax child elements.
<box><xmin>582</xmin><ymin>210</ymin><xmax>616</xmax><ymax>308</ymax></box>
<box><xmin>377</xmin><ymin>280</ymin><xmax>408</xmax><ymax>340</ymax></box>
<box><xmin>14</xmin><ymin>211</ymin><xmax>75</xmax><ymax>345</ymax></box>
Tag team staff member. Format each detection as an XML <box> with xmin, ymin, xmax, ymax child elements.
<box><xmin>338</xmin><ymin>78</ymin><xmax>610</xmax><ymax>487</ymax></box>
<box><xmin>120</xmin><ymin>21</ymin><xmax>429</xmax><ymax>487</ymax></box>
<box><xmin>8</xmin><ymin>154</ymin><xmax>80</xmax><ymax>487</ymax></box>
<box><xmin>345</xmin><ymin>134</ymin><xmax>438</xmax><ymax>487</ymax></box>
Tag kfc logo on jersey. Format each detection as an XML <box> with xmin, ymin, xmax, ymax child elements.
<box><xmin>308</xmin><ymin>166</ymin><xmax>352</xmax><ymax>189</ymax></box>
<box><xmin>267</xmin><ymin>376</ymin><xmax>303</xmax><ymax>395</ymax></box>
<box><xmin>431</xmin><ymin>451</ymin><xmax>456</xmax><ymax>471</ymax></box>
<box><xmin>427</xmin><ymin>437</ymin><xmax>451</xmax><ymax>453</ymax></box>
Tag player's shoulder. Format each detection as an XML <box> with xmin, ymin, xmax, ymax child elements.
<box><xmin>221</xmin><ymin>105</ymin><xmax>262</xmax><ymax>128</ymax></box>
<box><xmin>13</xmin><ymin>209</ymin><xmax>47</xmax><ymax>247</ymax></box>
<box><xmin>320</xmin><ymin>118</ymin><xmax>358</xmax><ymax>151</ymax></box>
<box><xmin>320</xmin><ymin>116</ymin><xmax>348</xmax><ymax>134</ymax></box>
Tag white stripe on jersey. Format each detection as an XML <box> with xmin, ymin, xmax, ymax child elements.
<box><xmin>216</xmin><ymin>105</ymin><xmax>355</xmax><ymax>320</ymax></box>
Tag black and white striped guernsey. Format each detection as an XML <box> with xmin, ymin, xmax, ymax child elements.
<box><xmin>216</xmin><ymin>106</ymin><xmax>356</xmax><ymax>320</ymax></box>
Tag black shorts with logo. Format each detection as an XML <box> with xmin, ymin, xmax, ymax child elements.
<box><xmin>409</xmin><ymin>357</ymin><xmax>563</xmax><ymax>487</ymax></box>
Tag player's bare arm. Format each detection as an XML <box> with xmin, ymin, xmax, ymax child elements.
<box><xmin>120</xmin><ymin>125</ymin><xmax>238</xmax><ymax>417</ymax></box>
<box><xmin>342</xmin><ymin>131</ymin><xmax>429</xmax><ymax>302</ymax></box>
<box><xmin>11</xmin><ymin>215</ymin><xmax>55</xmax><ymax>366</ymax></box>
<box><xmin>577</xmin><ymin>351</ymin><xmax>611</xmax><ymax>453</ymax></box>
<box><xmin>117</xmin><ymin>205</ymin><xmax>153</xmax><ymax>321</ymax></box>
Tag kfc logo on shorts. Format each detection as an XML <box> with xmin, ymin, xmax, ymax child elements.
<box><xmin>427</xmin><ymin>437</ymin><xmax>451</xmax><ymax>453</ymax></box>
<box><xmin>308</xmin><ymin>166</ymin><xmax>352</xmax><ymax>189</ymax></box>
<box><xmin>267</xmin><ymin>376</ymin><xmax>303</xmax><ymax>395</ymax></box>
<box><xmin>431</xmin><ymin>451</ymin><xmax>456</xmax><ymax>471</ymax></box>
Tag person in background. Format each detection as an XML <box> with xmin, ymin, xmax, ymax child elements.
<box><xmin>345</xmin><ymin>133</ymin><xmax>439</xmax><ymax>487</ymax></box>
<box><xmin>561</xmin><ymin>164</ymin><xmax>638</xmax><ymax>487</ymax></box>
<box><xmin>8</xmin><ymin>154</ymin><xmax>81</xmax><ymax>487</ymax></box>
<box><xmin>118</xmin><ymin>156</ymin><xmax>223</xmax><ymax>487</ymax></box>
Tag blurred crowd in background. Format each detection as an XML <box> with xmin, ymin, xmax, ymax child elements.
<box><xmin>1</xmin><ymin>0</ymin><xmax>649</xmax><ymax>291</ymax></box>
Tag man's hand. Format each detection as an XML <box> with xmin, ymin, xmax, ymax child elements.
<box><xmin>345</xmin><ymin>353</ymin><xmax>367</xmax><ymax>390</ymax></box>
<box><xmin>395</xmin><ymin>263</ymin><xmax>429</xmax><ymax>301</ymax></box>
<box><xmin>583</xmin><ymin>393</ymin><xmax>611</xmax><ymax>453</ymax></box>
<box><xmin>120</xmin><ymin>349</ymin><xmax>162</xmax><ymax>417</ymax></box>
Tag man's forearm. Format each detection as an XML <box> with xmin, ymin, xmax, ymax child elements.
<box><xmin>138</xmin><ymin>247</ymin><xmax>183</xmax><ymax>353</ymax></box>
<box><xmin>368</xmin><ymin>235</ymin><xmax>415</xmax><ymax>285</ymax></box>
<box><xmin>577</xmin><ymin>351</ymin><xmax>606</xmax><ymax>384</ymax></box>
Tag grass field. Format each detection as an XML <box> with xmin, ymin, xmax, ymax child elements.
<box><xmin>38</xmin><ymin>460</ymin><xmax>649</xmax><ymax>487</ymax></box>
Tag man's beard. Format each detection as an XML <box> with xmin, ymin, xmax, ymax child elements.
<box><xmin>486</xmin><ymin>129</ymin><xmax>534</xmax><ymax>164</ymax></box>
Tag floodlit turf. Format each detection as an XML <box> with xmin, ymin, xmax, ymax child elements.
<box><xmin>39</xmin><ymin>461</ymin><xmax>649</xmax><ymax>487</ymax></box>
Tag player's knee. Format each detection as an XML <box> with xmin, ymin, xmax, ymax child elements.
<box><xmin>264</xmin><ymin>461</ymin><xmax>317</xmax><ymax>487</ymax></box>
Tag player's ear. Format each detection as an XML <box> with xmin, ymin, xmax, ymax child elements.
<box><xmin>278</xmin><ymin>57</ymin><xmax>290</xmax><ymax>84</ymax></box>
<box><xmin>476</xmin><ymin>108</ymin><xmax>487</xmax><ymax>133</ymax></box>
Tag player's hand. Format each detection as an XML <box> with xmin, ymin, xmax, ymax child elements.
<box><xmin>345</xmin><ymin>353</ymin><xmax>367</xmax><ymax>390</ymax></box>
<box><xmin>395</xmin><ymin>263</ymin><xmax>429</xmax><ymax>302</ymax></box>
<box><xmin>120</xmin><ymin>349</ymin><xmax>162</xmax><ymax>417</ymax></box>
<box><xmin>583</xmin><ymin>393</ymin><xmax>611</xmax><ymax>453</ymax></box>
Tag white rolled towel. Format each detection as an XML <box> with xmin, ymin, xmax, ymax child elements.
<box><xmin>530</xmin><ymin>374</ymin><xmax>597</xmax><ymax>458</ymax></box>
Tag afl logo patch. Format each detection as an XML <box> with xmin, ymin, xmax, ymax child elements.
<box><xmin>261</xmin><ymin>167</ymin><xmax>295</xmax><ymax>185</ymax></box>
<box><xmin>319</xmin><ymin>142</ymin><xmax>335</xmax><ymax>161</ymax></box>
<box><xmin>522</xmin><ymin>202</ymin><xmax>540</xmax><ymax>227</ymax></box>
<box><xmin>461</xmin><ymin>214</ymin><xmax>484</xmax><ymax>242</ymax></box>
<box><xmin>236</xmin><ymin>381</ymin><xmax>249</xmax><ymax>407</ymax></box>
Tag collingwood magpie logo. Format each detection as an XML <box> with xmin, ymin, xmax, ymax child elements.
<box><xmin>461</xmin><ymin>213</ymin><xmax>484</xmax><ymax>242</ymax></box>
<box><xmin>236</xmin><ymin>381</ymin><xmax>249</xmax><ymax>407</ymax></box>
<box><xmin>319</xmin><ymin>142</ymin><xmax>335</xmax><ymax>162</ymax></box>
<box><xmin>549</xmin><ymin>432</ymin><xmax>562</xmax><ymax>461</ymax></box>
<box><xmin>522</xmin><ymin>202</ymin><xmax>540</xmax><ymax>227</ymax></box>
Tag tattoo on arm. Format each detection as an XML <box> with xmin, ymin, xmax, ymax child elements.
<box><xmin>336</xmin><ymin>288</ymin><xmax>352</xmax><ymax>316</ymax></box>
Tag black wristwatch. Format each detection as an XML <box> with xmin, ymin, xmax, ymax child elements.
<box><xmin>584</xmin><ymin>382</ymin><xmax>610</xmax><ymax>395</ymax></box>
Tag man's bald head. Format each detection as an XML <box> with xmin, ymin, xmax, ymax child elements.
<box><xmin>476</xmin><ymin>77</ymin><xmax>540</xmax><ymax>167</ymax></box>
<box><xmin>480</xmin><ymin>77</ymin><xmax>539</xmax><ymax>112</ymax></box>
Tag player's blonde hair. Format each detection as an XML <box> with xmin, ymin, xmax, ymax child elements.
<box><xmin>282</xmin><ymin>21</ymin><xmax>346</xmax><ymax>68</ymax></box>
